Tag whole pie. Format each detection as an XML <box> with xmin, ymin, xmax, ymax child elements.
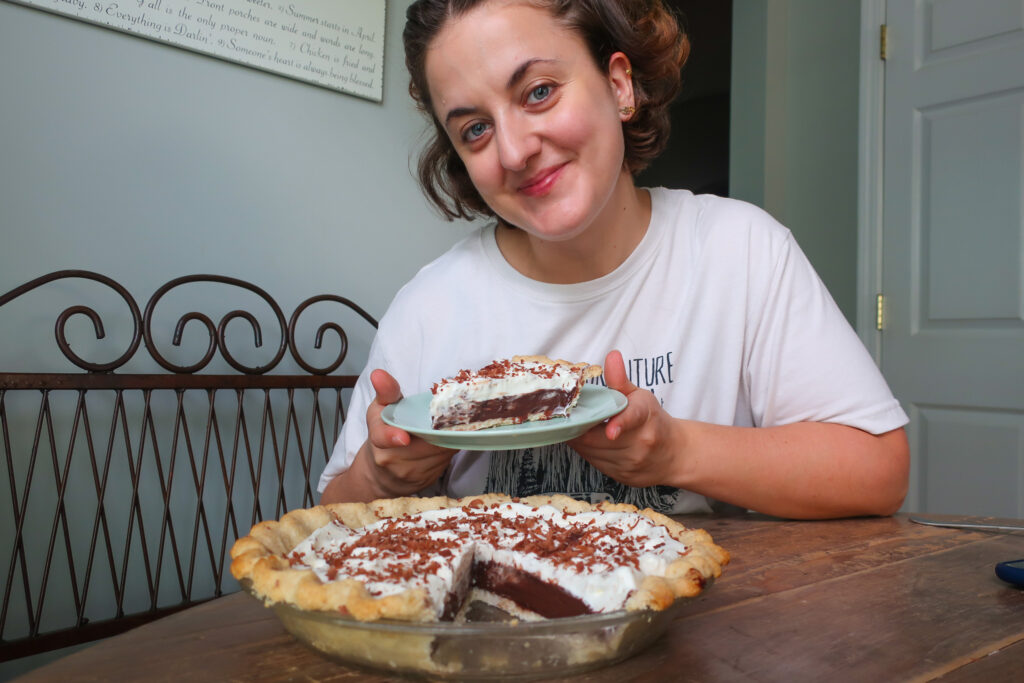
<box><xmin>230</xmin><ymin>493</ymin><xmax>729</xmax><ymax>622</ymax></box>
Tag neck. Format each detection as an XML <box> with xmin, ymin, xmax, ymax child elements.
<box><xmin>495</xmin><ymin>177</ymin><xmax>651</xmax><ymax>284</ymax></box>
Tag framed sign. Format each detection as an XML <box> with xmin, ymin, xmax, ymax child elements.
<box><xmin>7</xmin><ymin>0</ymin><xmax>386</xmax><ymax>101</ymax></box>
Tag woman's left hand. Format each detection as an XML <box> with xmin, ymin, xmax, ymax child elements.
<box><xmin>568</xmin><ymin>350</ymin><xmax>685</xmax><ymax>488</ymax></box>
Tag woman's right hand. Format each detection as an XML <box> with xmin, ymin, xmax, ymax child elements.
<box><xmin>344</xmin><ymin>369</ymin><xmax>457</xmax><ymax>501</ymax></box>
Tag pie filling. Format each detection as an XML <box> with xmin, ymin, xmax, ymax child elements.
<box><xmin>472</xmin><ymin>560</ymin><xmax>590</xmax><ymax>618</ymax></box>
<box><xmin>430</xmin><ymin>389</ymin><xmax>574</xmax><ymax>430</ymax></box>
<box><xmin>288</xmin><ymin>501</ymin><xmax>693</xmax><ymax>621</ymax></box>
<box><xmin>440</xmin><ymin>558</ymin><xmax>474</xmax><ymax>621</ymax></box>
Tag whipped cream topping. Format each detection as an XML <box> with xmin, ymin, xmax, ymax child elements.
<box><xmin>288</xmin><ymin>501</ymin><xmax>692</xmax><ymax>617</ymax></box>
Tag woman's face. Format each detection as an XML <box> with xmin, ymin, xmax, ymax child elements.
<box><xmin>424</xmin><ymin>0</ymin><xmax>634</xmax><ymax>242</ymax></box>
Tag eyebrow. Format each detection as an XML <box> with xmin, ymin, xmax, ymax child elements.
<box><xmin>442</xmin><ymin>58</ymin><xmax>557</xmax><ymax>127</ymax></box>
<box><xmin>506</xmin><ymin>58</ymin><xmax>553</xmax><ymax>91</ymax></box>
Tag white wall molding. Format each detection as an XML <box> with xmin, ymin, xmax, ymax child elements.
<box><xmin>856</xmin><ymin>0</ymin><xmax>887</xmax><ymax>362</ymax></box>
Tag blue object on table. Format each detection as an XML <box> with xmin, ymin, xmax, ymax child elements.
<box><xmin>995</xmin><ymin>559</ymin><xmax>1024</xmax><ymax>587</ymax></box>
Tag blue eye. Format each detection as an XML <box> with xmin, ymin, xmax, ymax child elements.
<box><xmin>527</xmin><ymin>84</ymin><xmax>552</xmax><ymax>103</ymax></box>
<box><xmin>463</xmin><ymin>121</ymin><xmax>490</xmax><ymax>142</ymax></box>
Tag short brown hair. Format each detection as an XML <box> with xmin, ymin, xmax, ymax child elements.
<box><xmin>404</xmin><ymin>0</ymin><xmax>690</xmax><ymax>221</ymax></box>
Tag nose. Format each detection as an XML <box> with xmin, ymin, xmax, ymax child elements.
<box><xmin>494</xmin><ymin>113</ymin><xmax>540</xmax><ymax>172</ymax></box>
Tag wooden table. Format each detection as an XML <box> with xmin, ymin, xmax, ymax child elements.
<box><xmin>19</xmin><ymin>513</ymin><xmax>1024</xmax><ymax>682</ymax></box>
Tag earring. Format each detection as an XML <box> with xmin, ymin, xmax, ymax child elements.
<box><xmin>620</xmin><ymin>105</ymin><xmax>636</xmax><ymax>118</ymax></box>
<box><xmin>626</xmin><ymin>68</ymin><xmax>632</xmax><ymax>76</ymax></box>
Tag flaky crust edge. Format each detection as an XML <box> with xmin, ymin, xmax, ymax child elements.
<box><xmin>511</xmin><ymin>354</ymin><xmax>604</xmax><ymax>380</ymax></box>
<box><xmin>230</xmin><ymin>493</ymin><xmax>729</xmax><ymax>621</ymax></box>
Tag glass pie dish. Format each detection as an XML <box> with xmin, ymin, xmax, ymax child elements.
<box><xmin>242</xmin><ymin>579</ymin><xmax>692</xmax><ymax>680</ymax></box>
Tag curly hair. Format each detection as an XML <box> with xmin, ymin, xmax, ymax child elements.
<box><xmin>404</xmin><ymin>0</ymin><xmax>690</xmax><ymax>221</ymax></box>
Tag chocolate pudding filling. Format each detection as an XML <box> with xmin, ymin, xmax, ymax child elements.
<box><xmin>431</xmin><ymin>389</ymin><xmax>572</xmax><ymax>430</ymax></box>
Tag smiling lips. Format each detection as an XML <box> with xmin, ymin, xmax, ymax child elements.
<box><xmin>518</xmin><ymin>162</ymin><xmax>567</xmax><ymax>197</ymax></box>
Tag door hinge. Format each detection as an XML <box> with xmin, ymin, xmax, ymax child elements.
<box><xmin>876</xmin><ymin>293</ymin><xmax>885</xmax><ymax>330</ymax></box>
<box><xmin>880</xmin><ymin>24</ymin><xmax>888</xmax><ymax>60</ymax></box>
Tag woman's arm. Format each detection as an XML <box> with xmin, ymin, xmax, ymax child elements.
<box><xmin>667</xmin><ymin>420</ymin><xmax>907</xmax><ymax>519</ymax></box>
<box><xmin>570</xmin><ymin>351</ymin><xmax>909</xmax><ymax>519</ymax></box>
<box><xmin>320</xmin><ymin>369</ymin><xmax>456</xmax><ymax>505</ymax></box>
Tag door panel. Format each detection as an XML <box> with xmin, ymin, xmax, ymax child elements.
<box><xmin>883</xmin><ymin>0</ymin><xmax>1024</xmax><ymax>515</ymax></box>
<box><xmin>917</xmin><ymin>406</ymin><xmax>1024</xmax><ymax>517</ymax></box>
<box><xmin>922</xmin><ymin>92</ymin><xmax>1023</xmax><ymax>322</ymax></box>
<box><xmin>926</xmin><ymin>0</ymin><xmax>1024</xmax><ymax>55</ymax></box>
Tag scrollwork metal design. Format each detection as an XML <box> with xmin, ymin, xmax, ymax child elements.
<box><xmin>143</xmin><ymin>275</ymin><xmax>290</xmax><ymax>375</ymax></box>
<box><xmin>288</xmin><ymin>294</ymin><xmax>379</xmax><ymax>375</ymax></box>
<box><xmin>0</xmin><ymin>271</ymin><xmax>378</xmax><ymax>375</ymax></box>
<box><xmin>0</xmin><ymin>270</ymin><xmax>143</xmax><ymax>373</ymax></box>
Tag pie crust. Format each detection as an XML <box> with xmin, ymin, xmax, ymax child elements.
<box><xmin>510</xmin><ymin>354</ymin><xmax>604</xmax><ymax>381</ymax></box>
<box><xmin>230</xmin><ymin>493</ymin><xmax>729</xmax><ymax>622</ymax></box>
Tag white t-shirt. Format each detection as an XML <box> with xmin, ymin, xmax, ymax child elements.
<box><xmin>319</xmin><ymin>189</ymin><xmax>908</xmax><ymax>513</ymax></box>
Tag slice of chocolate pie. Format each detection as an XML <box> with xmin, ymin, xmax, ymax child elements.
<box><xmin>230</xmin><ymin>494</ymin><xmax>729</xmax><ymax>623</ymax></box>
<box><xmin>429</xmin><ymin>355</ymin><xmax>603</xmax><ymax>431</ymax></box>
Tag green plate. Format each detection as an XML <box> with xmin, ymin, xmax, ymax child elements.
<box><xmin>381</xmin><ymin>385</ymin><xmax>628</xmax><ymax>451</ymax></box>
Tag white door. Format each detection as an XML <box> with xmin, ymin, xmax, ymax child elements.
<box><xmin>882</xmin><ymin>0</ymin><xmax>1024</xmax><ymax>516</ymax></box>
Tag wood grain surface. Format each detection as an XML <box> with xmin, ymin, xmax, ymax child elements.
<box><xmin>17</xmin><ymin>514</ymin><xmax>1024</xmax><ymax>682</ymax></box>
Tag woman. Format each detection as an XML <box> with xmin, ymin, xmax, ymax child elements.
<box><xmin>319</xmin><ymin>0</ymin><xmax>910</xmax><ymax>519</ymax></box>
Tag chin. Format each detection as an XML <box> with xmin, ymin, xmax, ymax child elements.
<box><xmin>506</xmin><ymin>205</ymin><xmax>597</xmax><ymax>241</ymax></box>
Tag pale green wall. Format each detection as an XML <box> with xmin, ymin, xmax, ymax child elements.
<box><xmin>730</xmin><ymin>0</ymin><xmax>862</xmax><ymax>323</ymax></box>
<box><xmin>729</xmin><ymin>0</ymin><xmax>768</xmax><ymax>208</ymax></box>
<box><xmin>0</xmin><ymin>0</ymin><xmax>473</xmax><ymax>375</ymax></box>
<box><xmin>2</xmin><ymin>0</ymin><xmax>864</xmax><ymax>352</ymax></box>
